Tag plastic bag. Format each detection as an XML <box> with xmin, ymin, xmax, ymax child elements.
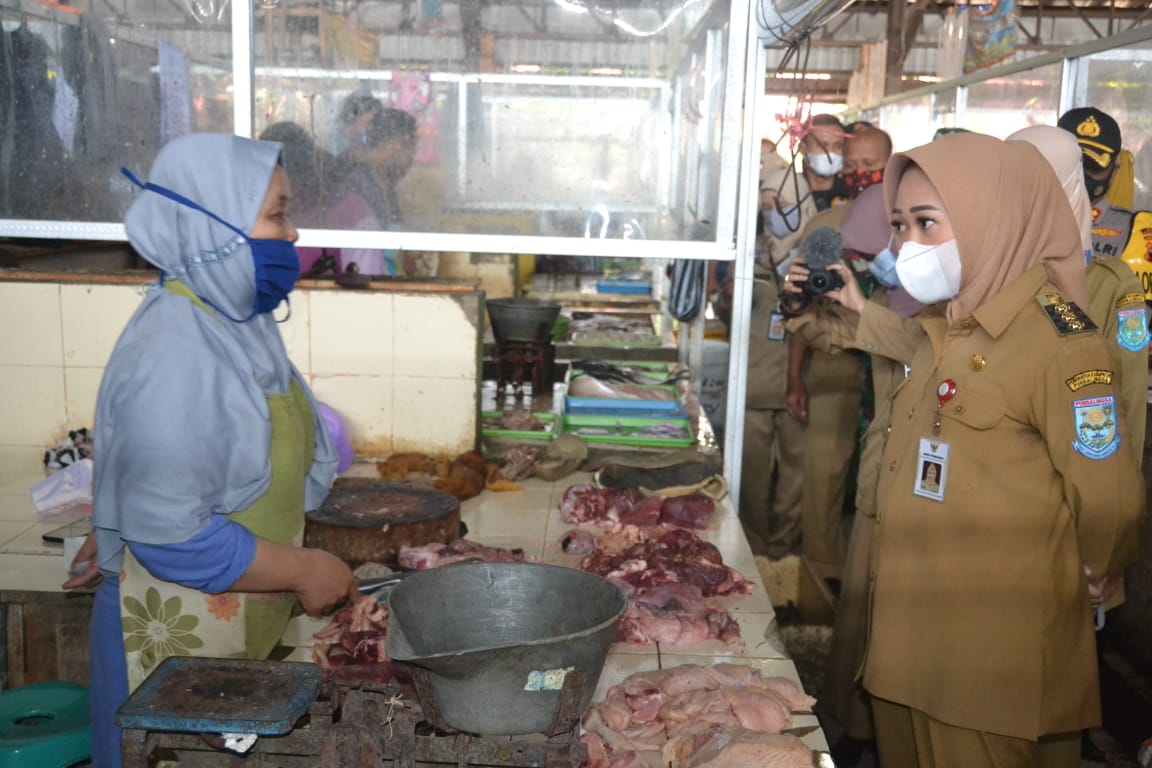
<box><xmin>317</xmin><ymin>402</ymin><xmax>354</xmax><ymax>474</ymax></box>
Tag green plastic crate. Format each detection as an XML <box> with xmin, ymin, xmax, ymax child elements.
<box><xmin>560</xmin><ymin>414</ymin><xmax>695</xmax><ymax>448</ymax></box>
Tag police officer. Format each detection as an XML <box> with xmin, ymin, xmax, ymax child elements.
<box><xmin>1058</xmin><ymin>107</ymin><xmax>1152</xmax><ymax>301</ymax></box>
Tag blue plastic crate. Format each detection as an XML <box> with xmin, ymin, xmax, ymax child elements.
<box><xmin>596</xmin><ymin>279</ymin><xmax>652</xmax><ymax>295</ymax></box>
<box><xmin>565</xmin><ymin>396</ymin><xmax>687</xmax><ymax>419</ymax></box>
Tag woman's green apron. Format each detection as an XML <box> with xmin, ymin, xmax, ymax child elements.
<box><xmin>120</xmin><ymin>280</ymin><xmax>314</xmax><ymax>690</ymax></box>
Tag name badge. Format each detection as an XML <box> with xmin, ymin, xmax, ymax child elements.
<box><xmin>768</xmin><ymin>312</ymin><xmax>787</xmax><ymax>341</ymax></box>
<box><xmin>914</xmin><ymin>437</ymin><xmax>949</xmax><ymax>502</ymax></box>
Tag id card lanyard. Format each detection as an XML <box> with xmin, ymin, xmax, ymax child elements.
<box><xmin>914</xmin><ymin>378</ymin><xmax>955</xmax><ymax>503</ymax></box>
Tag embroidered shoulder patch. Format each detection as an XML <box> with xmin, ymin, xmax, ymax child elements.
<box><xmin>1036</xmin><ymin>292</ymin><xmax>1097</xmax><ymax>335</ymax></box>
<box><xmin>1066</xmin><ymin>369</ymin><xmax>1114</xmax><ymax>391</ymax></box>
<box><xmin>1116</xmin><ymin>292</ymin><xmax>1145</xmax><ymax>308</ymax></box>
<box><xmin>1117</xmin><ymin>307</ymin><xmax>1150</xmax><ymax>352</ymax></box>
<box><xmin>1073</xmin><ymin>395</ymin><xmax>1120</xmax><ymax>460</ymax></box>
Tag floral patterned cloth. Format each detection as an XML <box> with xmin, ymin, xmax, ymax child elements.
<box><xmin>120</xmin><ymin>381</ymin><xmax>314</xmax><ymax>691</ymax></box>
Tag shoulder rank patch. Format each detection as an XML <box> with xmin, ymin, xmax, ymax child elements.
<box><xmin>1117</xmin><ymin>306</ymin><xmax>1150</xmax><ymax>352</ymax></box>
<box><xmin>1073</xmin><ymin>395</ymin><xmax>1120</xmax><ymax>459</ymax></box>
<box><xmin>1066</xmin><ymin>369</ymin><xmax>1113</xmax><ymax>391</ymax></box>
<box><xmin>1116</xmin><ymin>292</ymin><xmax>1145</xmax><ymax>308</ymax></box>
<box><xmin>1036</xmin><ymin>292</ymin><xmax>1096</xmax><ymax>335</ymax></box>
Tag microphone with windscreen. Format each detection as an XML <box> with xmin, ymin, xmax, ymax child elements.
<box><xmin>800</xmin><ymin>226</ymin><xmax>844</xmax><ymax>296</ymax></box>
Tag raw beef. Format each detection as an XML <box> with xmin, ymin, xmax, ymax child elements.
<box><xmin>312</xmin><ymin>596</ymin><xmax>391</xmax><ymax>667</ymax></box>
<box><xmin>397</xmin><ymin>538</ymin><xmax>527</xmax><ymax>569</ymax></box>
<box><xmin>579</xmin><ymin>529</ymin><xmax>751</xmax><ymax>598</ymax></box>
<box><xmin>560</xmin><ymin>484</ymin><xmax>716</xmax><ymax>530</ymax></box>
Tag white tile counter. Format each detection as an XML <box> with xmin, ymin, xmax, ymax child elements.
<box><xmin>0</xmin><ymin>465</ymin><xmax>828</xmax><ymax>752</ymax></box>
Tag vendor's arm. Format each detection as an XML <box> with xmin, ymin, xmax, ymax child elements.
<box><xmin>129</xmin><ymin>516</ymin><xmax>356</xmax><ymax>616</ymax></box>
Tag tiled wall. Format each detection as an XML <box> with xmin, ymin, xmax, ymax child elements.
<box><xmin>0</xmin><ymin>279</ymin><xmax>483</xmax><ymax>463</ymax></box>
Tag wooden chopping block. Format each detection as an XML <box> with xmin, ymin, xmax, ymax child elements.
<box><xmin>304</xmin><ymin>478</ymin><xmax>461</xmax><ymax>566</ymax></box>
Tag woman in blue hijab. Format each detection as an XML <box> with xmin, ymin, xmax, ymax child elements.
<box><xmin>64</xmin><ymin>134</ymin><xmax>358</xmax><ymax>765</ymax></box>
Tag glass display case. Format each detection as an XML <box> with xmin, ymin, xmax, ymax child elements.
<box><xmin>0</xmin><ymin>0</ymin><xmax>741</xmax><ymax>258</ymax></box>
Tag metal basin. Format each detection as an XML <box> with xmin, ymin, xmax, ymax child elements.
<box><xmin>386</xmin><ymin>562</ymin><xmax>626</xmax><ymax>736</ymax></box>
<box><xmin>486</xmin><ymin>299</ymin><xmax>562</xmax><ymax>344</ymax></box>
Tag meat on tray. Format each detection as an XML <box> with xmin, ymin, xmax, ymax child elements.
<box><xmin>397</xmin><ymin>538</ymin><xmax>528</xmax><ymax>569</ymax></box>
<box><xmin>577</xmin><ymin>528</ymin><xmax>752</xmax><ymax>598</ymax></box>
<box><xmin>581</xmin><ymin>664</ymin><xmax>817</xmax><ymax>768</ymax></box>
<box><xmin>560</xmin><ymin>484</ymin><xmax>716</xmax><ymax>530</ymax></box>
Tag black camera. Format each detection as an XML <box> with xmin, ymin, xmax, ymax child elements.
<box><xmin>804</xmin><ymin>266</ymin><xmax>844</xmax><ymax>295</ymax></box>
<box><xmin>800</xmin><ymin>227</ymin><xmax>845</xmax><ymax>296</ymax></box>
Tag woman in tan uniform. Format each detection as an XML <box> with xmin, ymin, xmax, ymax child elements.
<box><xmin>864</xmin><ymin>133</ymin><xmax>1144</xmax><ymax>767</ymax></box>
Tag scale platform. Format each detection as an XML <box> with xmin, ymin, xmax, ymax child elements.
<box><xmin>115</xmin><ymin>657</ymin><xmax>322</xmax><ymax>736</ymax></box>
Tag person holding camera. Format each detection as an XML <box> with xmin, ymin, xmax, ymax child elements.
<box><xmin>783</xmin><ymin>127</ymin><xmax>894</xmax><ymax>587</ymax></box>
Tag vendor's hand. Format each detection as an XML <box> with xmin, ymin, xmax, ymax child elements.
<box><xmin>62</xmin><ymin>532</ymin><xmax>101</xmax><ymax>590</ymax></box>
<box><xmin>825</xmin><ymin>263</ymin><xmax>866</xmax><ymax>314</ymax></box>
<box><xmin>296</xmin><ymin>549</ymin><xmax>358</xmax><ymax>616</ymax></box>
<box><xmin>783</xmin><ymin>259</ymin><xmax>808</xmax><ymax>295</ymax></box>
<box><xmin>1084</xmin><ymin>565</ymin><xmax>1120</xmax><ymax>609</ymax></box>
<box><xmin>785</xmin><ymin>384</ymin><xmax>808</xmax><ymax>426</ymax></box>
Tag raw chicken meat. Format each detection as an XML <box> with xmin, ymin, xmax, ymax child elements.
<box><xmin>581</xmin><ymin>665</ymin><xmax>818</xmax><ymax>768</ymax></box>
<box><xmin>615</xmin><ymin>585</ymin><xmax>743</xmax><ymax>650</ymax></box>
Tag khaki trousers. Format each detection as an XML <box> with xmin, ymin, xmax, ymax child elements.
<box><xmin>739</xmin><ymin>406</ymin><xmax>806</xmax><ymax>558</ymax></box>
<box><xmin>872</xmin><ymin>698</ymin><xmax>1080</xmax><ymax>768</ymax></box>
<box><xmin>800</xmin><ymin>349</ymin><xmax>865</xmax><ymax>579</ymax></box>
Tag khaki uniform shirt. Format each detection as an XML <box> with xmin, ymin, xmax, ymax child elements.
<box><xmin>787</xmin><ymin>291</ymin><xmax>910</xmax><ymax>521</ymax></box>
<box><xmin>864</xmin><ymin>266</ymin><xmax>1144</xmax><ymax>739</ymax></box>
<box><xmin>745</xmin><ymin>266</ymin><xmax>789</xmax><ymax>410</ymax></box>
<box><xmin>1085</xmin><ymin>256</ymin><xmax>1148</xmax><ymax>459</ymax></box>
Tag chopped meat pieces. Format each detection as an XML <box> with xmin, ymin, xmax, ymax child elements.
<box><xmin>560</xmin><ymin>484</ymin><xmax>716</xmax><ymax>530</ymax></box>
<box><xmin>397</xmin><ymin>538</ymin><xmax>527</xmax><ymax>569</ymax></box>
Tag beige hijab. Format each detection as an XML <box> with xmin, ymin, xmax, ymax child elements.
<box><xmin>761</xmin><ymin>161</ymin><xmax>817</xmax><ymax>262</ymax></box>
<box><xmin>884</xmin><ymin>132</ymin><xmax>1088</xmax><ymax>323</ymax></box>
<box><xmin>1006</xmin><ymin>125</ymin><xmax>1093</xmax><ymax>255</ymax></box>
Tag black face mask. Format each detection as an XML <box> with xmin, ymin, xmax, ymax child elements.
<box><xmin>1085</xmin><ymin>171</ymin><xmax>1110</xmax><ymax>203</ymax></box>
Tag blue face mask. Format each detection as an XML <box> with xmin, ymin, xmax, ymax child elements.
<box><xmin>122</xmin><ymin>167</ymin><xmax>299</xmax><ymax>322</ymax></box>
<box><xmin>869</xmin><ymin>246</ymin><xmax>901</xmax><ymax>288</ymax></box>
<box><xmin>767</xmin><ymin>204</ymin><xmax>802</xmax><ymax>239</ymax></box>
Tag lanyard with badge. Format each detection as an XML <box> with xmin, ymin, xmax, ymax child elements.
<box><xmin>913</xmin><ymin>378</ymin><xmax>955</xmax><ymax>503</ymax></box>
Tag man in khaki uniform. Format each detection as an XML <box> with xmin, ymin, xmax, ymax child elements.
<box><xmin>786</xmin><ymin>127</ymin><xmax>893</xmax><ymax>583</ymax></box>
<box><xmin>737</xmin><ymin>161</ymin><xmax>817</xmax><ymax>557</ymax></box>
